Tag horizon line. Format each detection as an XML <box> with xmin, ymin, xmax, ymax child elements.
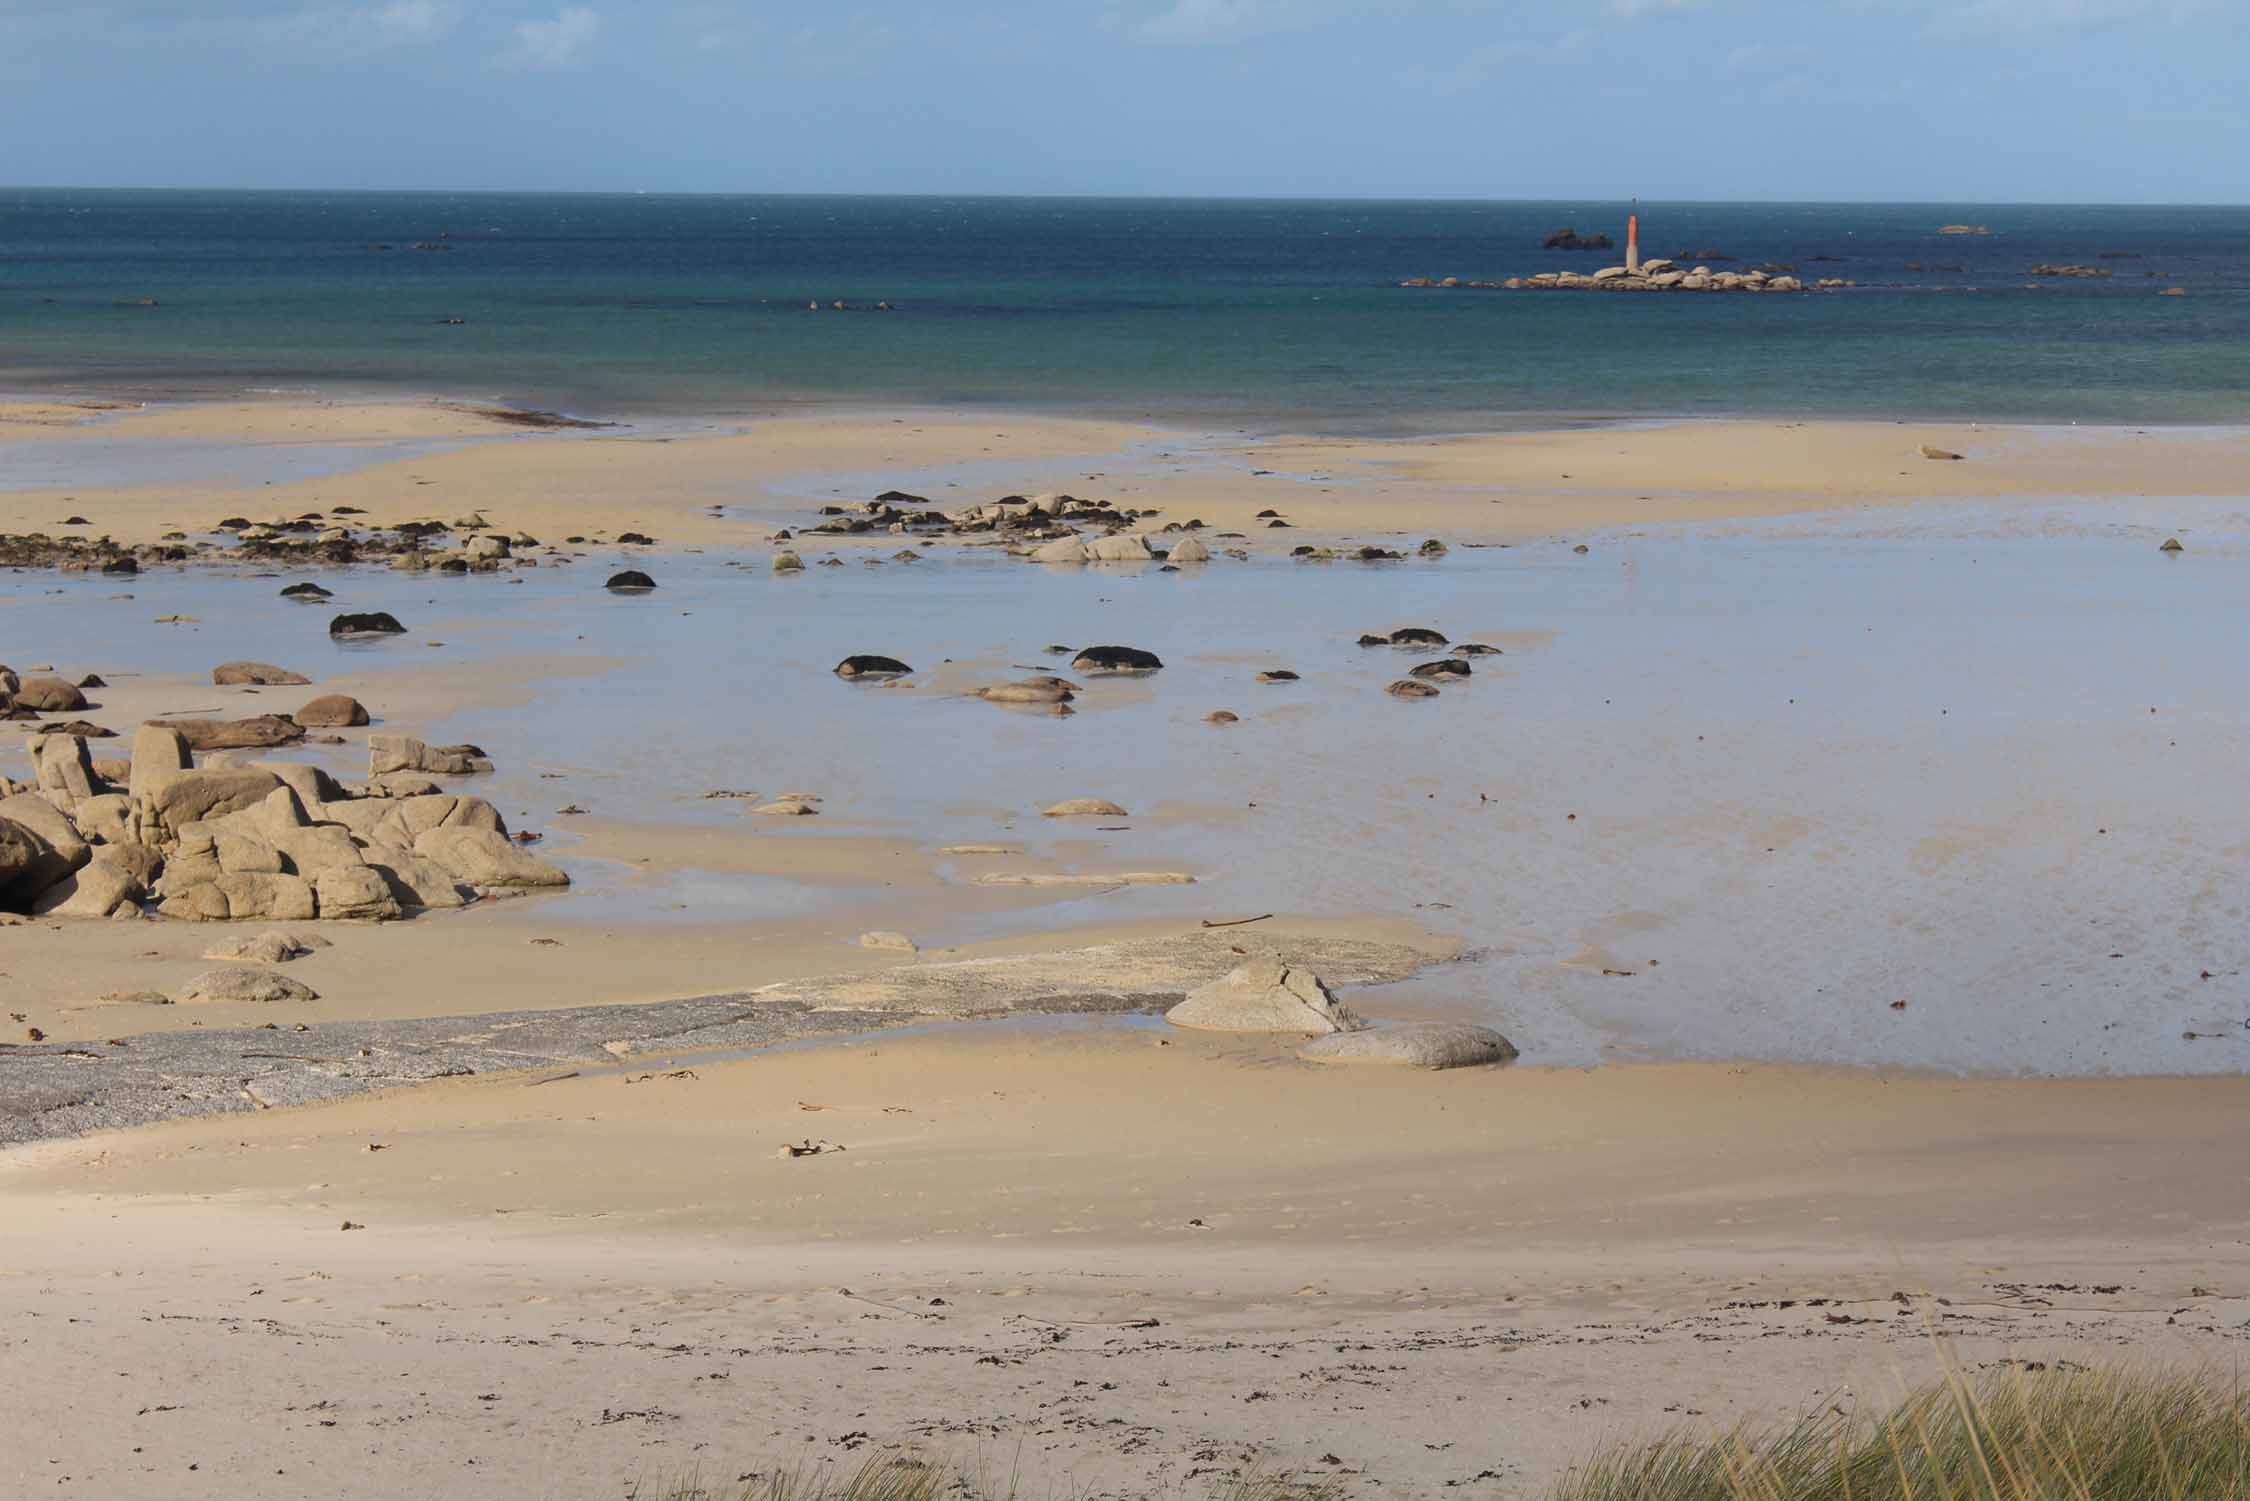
<box><xmin>3</xmin><ymin>184</ymin><xmax>2247</xmax><ymax>211</ymax></box>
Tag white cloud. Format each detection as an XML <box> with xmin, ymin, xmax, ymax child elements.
<box><xmin>249</xmin><ymin>0</ymin><xmax>461</xmax><ymax>58</ymax></box>
<box><xmin>504</xmin><ymin>4</ymin><xmax>600</xmax><ymax>68</ymax></box>
<box><xmin>367</xmin><ymin>0</ymin><xmax>456</xmax><ymax>43</ymax></box>
<box><xmin>1136</xmin><ymin>0</ymin><xmax>1322</xmax><ymax>44</ymax></box>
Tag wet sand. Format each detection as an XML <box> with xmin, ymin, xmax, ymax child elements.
<box><xmin>6</xmin><ymin>394</ymin><xmax>2250</xmax><ymax>1496</ymax></box>
<box><xmin>7</xmin><ymin>394</ymin><xmax>2250</xmax><ymax>549</ymax></box>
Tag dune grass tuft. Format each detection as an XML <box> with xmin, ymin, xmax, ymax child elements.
<box><xmin>1547</xmin><ymin>1363</ymin><xmax>2250</xmax><ymax>1501</ymax></box>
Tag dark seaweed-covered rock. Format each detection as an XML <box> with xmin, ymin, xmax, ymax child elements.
<box><xmin>835</xmin><ymin>655</ymin><xmax>912</xmax><ymax>680</ymax></box>
<box><xmin>280</xmin><ymin>582</ymin><xmax>333</xmax><ymax>600</ymax></box>
<box><xmin>1072</xmin><ymin>645</ymin><xmax>1163</xmax><ymax>674</ymax></box>
<box><xmin>1388</xmin><ymin>627</ymin><xmax>1449</xmax><ymax>647</ymax></box>
<box><xmin>1452</xmin><ymin>643</ymin><xmax>1502</xmax><ymax>657</ymax></box>
<box><xmin>101</xmin><ymin>556</ymin><xmax>139</xmax><ymax>575</ymax></box>
<box><xmin>330</xmin><ymin>612</ymin><xmax>407</xmax><ymax>637</ymax></box>
<box><xmin>1355</xmin><ymin>546</ymin><xmax>1403</xmax><ymax>561</ymax></box>
<box><xmin>1409</xmin><ymin>658</ymin><xmax>1471</xmax><ymax>680</ymax></box>
<box><xmin>605</xmin><ymin>570</ymin><xmax>657</xmax><ymax>591</ymax></box>
<box><xmin>1356</xmin><ymin>633</ymin><xmax>1389</xmax><ymax>647</ymax></box>
<box><xmin>616</xmin><ymin>532</ymin><xmax>656</xmax><ymax>545</ymax></box>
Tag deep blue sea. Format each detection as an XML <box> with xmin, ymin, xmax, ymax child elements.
<box><xmin>1</xmin><ymin>190</ymin><xmax>2245</xmax><ymax>431</ymax></box>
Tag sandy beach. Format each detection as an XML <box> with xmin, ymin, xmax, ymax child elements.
<box><xmin>7</xmin><ymin>393</ymin><xmax>2250</xmax><ymax>1497</ymax></box>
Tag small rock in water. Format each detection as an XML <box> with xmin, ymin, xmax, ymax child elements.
<box><xmin>605</xmin><ymin>570</ymin><xmax>657</xmax><ymax>591</ymax></box>
<box><xmin>772</xmin><ymin>552</ymin><xmax>805</xmax><ymax>573</ymax></box>
<box><xmin>1043</xmin><ymin>798</ymin><xmax>1128</xmax><ymax>817</ymax></box>
<box><xmin>1451</xmin><ymin>643</ymin><xmax>1502</xmax><ymax>657</ymax></box>
<box><xmin>330</xmin><ymin>611</ymin><xmax>407</xmax><ymax>637</ymax></box>
<box><xmin>1071</xmin><ymin>645</ymin><xmax>1163</xmax><ymax>674</ymax></box>
<box><xmin>1387</xmin><ymin>627</ymin><xmax>1448</xmax><ymax>647</ymax></box>
<box><xmin>1409</xmin><ymin>658</ymin><xmax>1471</xmax><ymax>680</ymax></box>
<box><xmin>280</xmin><ymin>582</ymin><xmax>333</xmax><ymax>600</ymax></box>
<box><xmin>750</xmin><ymin>798</ymin><xmax>820</xmax><ymax>817</ymax></box>
<box><xmin>835</xmin><ymin>655</ymin><xmax>913</xmax><ymax>680</ymax></box>
<box><xmin>1387</xmin><ymin>679</ymin><xmax>1441</xmax><ymax>699</ymax></box>
<box><xmin>1205</xmin><ymin>710</ymin><xmax>1239</xmax><ymax>724</ymax></box>
<box><xmin>2159</xmin><ymin>537</ymin><xmax>2184</xmax><ymax>553</ymax></box>
<box><xmin>1256</xmin><ymin>670</ymin><xmax>1300</xmax><ymax>683</ymax></box>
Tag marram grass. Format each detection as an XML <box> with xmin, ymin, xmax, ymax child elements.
<box><xmin>1547</xmin><ymin>1364</ymin><xmax>2250</xmax><ymax>1501</ymax></box>
<box><xmin>627</xmin><ymin>1456</ymin><xmax>1338</xmax><ymax>1501</ymax></box>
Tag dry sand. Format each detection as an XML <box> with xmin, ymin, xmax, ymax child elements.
<box><xmin>6</xmin><ymin>1026</ymin><xmax>2250</xmax><ymax>1497</ymax></box>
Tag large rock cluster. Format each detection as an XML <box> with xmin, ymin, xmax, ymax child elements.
<box><xmin>0</xmin><ymin>723</ymin><xmax>564</xmax><ymax>923</ymax></box>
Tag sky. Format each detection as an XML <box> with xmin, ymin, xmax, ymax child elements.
<box><xmin>0</xmin><ymin>0</ymin><xmax>2243</xmax><ymax>202</ymax></box>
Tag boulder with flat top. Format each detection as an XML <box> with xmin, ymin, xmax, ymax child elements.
<box><xmin>1165</xmin><ymin>956</ymin><xmax>1365</xmax><ymax>1035</ymax></box>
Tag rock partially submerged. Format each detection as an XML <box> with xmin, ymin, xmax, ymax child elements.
<box><xmin>330</xmin><ymin>611</ymin><xmax>407</xmax><ymax>637</ymax></box>
<box><xmin>1298</xmin><ymin>1022</ymin><xmax>1517</xmax><ymax>1070</ymax></box>
<box><xmin>604</xmin><ymin>570</ymin><xmax>657</xmax><ymax>591</ymax></box>
<box><xmin>835</xmin><ymin>655</ymin><xmax>913</xmax><ymax>680</ymax></box>
<box><xmin>1166</xmin><ymin>956</ymin><xmax>1364</xmax><ymax>1035</ymax></box>
<box><xmin>1043</xmin><ymin>798</ymin><xmax>1128</xmax><ymax>817</ymax></box>
<box><xmin>1072</xmin><ymin>646</ymin><xmax>1162</xmax><ymax>674</ymax></box>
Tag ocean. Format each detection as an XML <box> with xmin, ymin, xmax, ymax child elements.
<box><xmin>2</xmin><ymin>189</ymin><xmax>2245</xmax><ymax>430</ymax></box>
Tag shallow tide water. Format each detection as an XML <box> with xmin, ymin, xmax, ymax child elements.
<box><xmin>7</xmin><ymin>496</ymin><xmax>2249</xmax><ymax>1076</ymax></box>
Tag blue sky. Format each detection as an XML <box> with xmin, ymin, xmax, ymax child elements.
<box><xmin>0</xmin><ymin>0</ymin><xmax>2242</xmax><ymax>201</ymax></box>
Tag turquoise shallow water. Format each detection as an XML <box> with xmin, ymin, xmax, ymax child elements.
<box><xmin>2</xmin><ymin>190</ymin><xmax>2245</xmax><ymax>430</ymax></box>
